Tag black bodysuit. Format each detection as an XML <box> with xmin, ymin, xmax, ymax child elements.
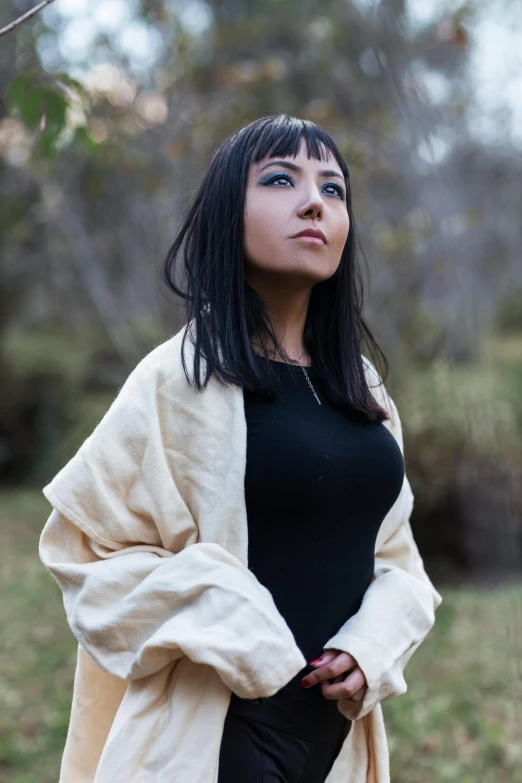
<box><xmin>218</xmin><ymin>357</ymin><xmax>407</xmax><ymax>782</ymax></box>
<box><xmin>243</xmin><ymin>356</ymin><xmax>405</xmax><ymax>667</ymax></box>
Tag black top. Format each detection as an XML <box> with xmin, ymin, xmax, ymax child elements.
<box><xmin>243</xmin><ymin>356</ymin><xmax>405</xmax><ymax>669</ymax></box>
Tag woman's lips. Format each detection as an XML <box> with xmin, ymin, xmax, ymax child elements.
<box><xmin>292</xmin><ymin>236</ymin><xmax>325</xmax><ymax>244</ymax></box>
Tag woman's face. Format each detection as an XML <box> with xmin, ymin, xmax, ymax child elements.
<box><xmin>243</xmin><ymin>139</ymin><xmax>350</xmax><ymax>289</ymax></box>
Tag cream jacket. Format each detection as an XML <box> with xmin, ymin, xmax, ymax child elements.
<box><xmin>39</xmin><ymin>321</ymin><xmax>443</xmax><ymax>783</ymax></box>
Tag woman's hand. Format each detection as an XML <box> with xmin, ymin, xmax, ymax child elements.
<box><xmin>300</xmin><ymin>648</ymin><xmax>368</xmax><ymax>702</ymax></box>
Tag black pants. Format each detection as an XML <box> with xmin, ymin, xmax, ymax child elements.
<box><xmin>217</xmin><ymin>665</ymin><xmax>352</xmax><ymax>783</ymax></box>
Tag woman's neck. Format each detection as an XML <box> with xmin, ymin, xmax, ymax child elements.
<box><xmin>250</xmin><ymin>341</ymin><xmax>312</xmax><ymax>365</ymax></box>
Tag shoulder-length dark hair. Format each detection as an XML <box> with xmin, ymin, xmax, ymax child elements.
<box><xmin>162</xmin><ymin>112</ymin><xmax>391</xmax><ymax>423</ymax></box>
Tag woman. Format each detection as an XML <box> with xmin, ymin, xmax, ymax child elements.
<box><xmin>39</xmin><ymin>113</ymin><xmax>442</xmax><ymax>783</ymax></box>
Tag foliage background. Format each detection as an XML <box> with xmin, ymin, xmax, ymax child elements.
<box><xmin>0</xmin><ymin>0</ymin><xmax>521</xmax><ymax>780</ymax></box>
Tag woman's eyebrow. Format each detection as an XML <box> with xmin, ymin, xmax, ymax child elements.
<box><xmin>257</xmin><ymin>160</ymin><xmax>344</xmax><ymax>181</ymax></box>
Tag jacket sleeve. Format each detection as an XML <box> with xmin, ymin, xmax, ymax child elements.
<box><xmin>38</xmin><ymin>349</ymin><xmax>306</xmax><ymax>701</ymax></box>
<box><xmin>322</xmin><ymin>367</ymin><xmax>443</xmax><ymax>720</ymax></box>
<box><xmin>39</xmin><ymin>509</ymin><xmax>306</xmax><ymax>699</ymax></box>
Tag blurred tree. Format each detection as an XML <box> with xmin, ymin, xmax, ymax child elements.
<box><xmin>0</xmin><ymin>1</ymin><xmax>521</xmax><ymax>582</ymax></box>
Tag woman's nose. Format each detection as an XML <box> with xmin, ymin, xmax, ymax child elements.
<box><xmin>297</xmin><ymin>190</ymin><xmax>324</xmax><ymax>219</ymax></box>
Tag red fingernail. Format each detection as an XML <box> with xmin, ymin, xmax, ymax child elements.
<box><xmin>308</xmin><ymin>658</ymin><xmax>323</xmax><ymax>666</ymax></box>
<box><xmin>300</xmin><ymin>679</ymin><xmax>311</xmax><ymax>688</ymax></box>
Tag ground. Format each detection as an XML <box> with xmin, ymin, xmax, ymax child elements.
<box><xmin>0</xmin><ymin>488</ymin><xmax>520</xmax><ymax>783</ymax></box>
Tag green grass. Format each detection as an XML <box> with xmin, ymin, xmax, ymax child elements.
<box><xmin>0</xmin><ymin>490</ymin><xmax>77</xmax><ymax>783</ymax></box>
<box><xmin>0</xmin><ymin>488</ymin><xmax>520</xmax><ymax>782</ymax></box>
<box><xmin>384</xmin><ymin>584</ymin><xmax>522</xmax><ymax>782</ymax></box>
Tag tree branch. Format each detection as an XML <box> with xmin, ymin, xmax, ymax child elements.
<box><xmin>0</xmin><ymin>0</ymin><xmax>56</xmax><ymax>38</ymax></box>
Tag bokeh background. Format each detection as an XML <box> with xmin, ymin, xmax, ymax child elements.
<box><xmin>1</xmin><ymin>1</ymin><xmax>521</xmax><ymax>781</ymax></box>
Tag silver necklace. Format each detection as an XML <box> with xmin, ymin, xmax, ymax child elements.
<box><xmin>276</xmin><ymin>348</ymin><xmax>322</xmax><ymax>406</ymax></box>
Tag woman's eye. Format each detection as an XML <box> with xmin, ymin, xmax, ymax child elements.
<box><xmin>324</xmin><ymin>183</ymin><xmax>346</xmax><ymax>200</ymax></box>
<box><xmin>264</xmin><ymin>174</ymin><xmax>293</xmax><ymax>186</ymax></box>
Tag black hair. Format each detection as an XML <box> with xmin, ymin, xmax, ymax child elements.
<box><xmin>162</xmin><ymin>112</ymin><xmax>391</xmax><ymax>422</ymax></box>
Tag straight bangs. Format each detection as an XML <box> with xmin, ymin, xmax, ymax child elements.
<box><xmin>249</xmin><ymin>116</ymin><xmax>350</xmax><ymax>181</ymax></box>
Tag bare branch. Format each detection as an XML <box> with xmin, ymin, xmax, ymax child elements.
<box><xmin>0</xmin><ymin>0</ymin><xmax>56</xmax><ymax>38</ymax></box>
